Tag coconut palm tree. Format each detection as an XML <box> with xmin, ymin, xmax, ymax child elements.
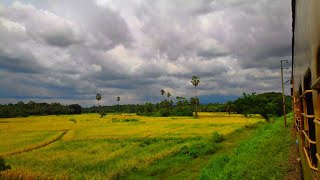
<box><xmin>167</xmin><ymin>92</ymin><xmax>171</xmax><ymax>100</ymax></box>
<box><xmin>117</xmin><ymin>96</ymin><xmax>120</xmax><ymax>112</ymax></box>
<box><xmin>191</xmin><ymin>76</ymin><xmax>200</xmax><ymax>117</ymax></box>
<box><xmin>160</xmin><ymin>89</ymin><xmax>165</xmax><ymax>101</ymax></box>
<box><xmin>96</xmin><ymin>94</ymin><xmax>102</xmax><ymax>106</ymax></box>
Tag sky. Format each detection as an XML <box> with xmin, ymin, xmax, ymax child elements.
<box><xmin>0</xmin><ymin>0</ymin><xmax>292</xmax><ymax>106</ymax></box>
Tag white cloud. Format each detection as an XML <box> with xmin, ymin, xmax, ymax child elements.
<box><xmin>0</xmin><ymin>0</ymin><xmax>292</xmax><ymax>105</ymax></box>
<box><xmin>0</xmin><ymin>17</ymin><xmax>25</xmax><ymax>33</ymax></box>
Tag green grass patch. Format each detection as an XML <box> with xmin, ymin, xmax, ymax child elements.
<box><xmin>211</xmin><ymin>132</ymin><xmax>225</xmax><ymax>143</ymax></box>
<box><xmin>179</xmin><ymin>142</ymin><xmax>220</xmax><ymax>158</ymax></box>
<box><xmin>200</xmin><ymin>113</ymin><xmax>294</xmax><ymax>180</ymax></box>
<box><xmin>125</xmin><ymin>121</ymin><xmax>262</xmax><ymax>179</ymax></box>
<box><xmin>112</xmin><ymin>118</ymin><xmax>140</xmax><ymax>122</ymax></box>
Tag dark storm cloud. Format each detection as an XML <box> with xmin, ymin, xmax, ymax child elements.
<box><xmin>0</xmin><ymin>0</ymin><xmax>292</xmax><ymax>105</ymax></box>
<box><xmin>210</xmin><ymin>0</ymin><xmax>292</xmax><ymax>69</ymax></box>
<box><xmin>0</xmin><ymin>51</ymin><xmax>44</xmax><ymax>74</ymax></box>
<box><xmin>49</xmin><ymin>0</ymin><xmax>133</xmax><ymax>49</ymax></box>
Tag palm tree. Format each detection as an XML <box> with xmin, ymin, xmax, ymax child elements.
<box><xmin>160</xmin><ymin>89</ymin><xmax>165</xmax><ymax>101</ymax></box>
<box><xmin>96</xmin><ymin>94</ymin><xmax>102</xmax><ymax>106</ymax></box>
<box><xmin>117</xmin><ymin>96</ymin><xmax>120</xmax><ymax>112</ymax></box>
<box><xmin>191</xmin><ymin>76</ymin><xmax>200</xmax><ymax>117</ymax></box>
<box><xmin>167</xmin><ymin>92</ymin><xmax>171</xmax><ymax>100</ymax></box>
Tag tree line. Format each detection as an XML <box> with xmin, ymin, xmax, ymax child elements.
<box><xmin>0</xmin><ymin>101</ymin><xmax>82</xmax><ymax>118</ymax></box>
<box><xmin>85</xmin><ymin>92</ymin><xmax>292</xmax><ymax>120</ymax></box>
<box><xmin>90</xmin><ymin>75</ymin><xmax>201</xmax><ymax>117</ymax></box>
<box><xmin>0</xmin><ymin>93</ymin><xmax>291</xmax><ymax>120</ymax></box>
<box><xmin>232</xmin><ymin>92</ymin><xmax>292</xmax><ymax>120</ymax></box>
<box><xmin>84</xmin><ymin>97</ymin><xmax>198</xmax><ymax>117</ymax></box>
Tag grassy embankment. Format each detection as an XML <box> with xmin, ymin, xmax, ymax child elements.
<box><xmin>199</xmin><ymin>113</ymin><xmax>295</xmax><ymax>180</ymax></box>
<box><xmin>0</xmin><ymin>112</ymin><xmax>263</xmax><ymax>179</ymax></box>
<box><xmin>125</xmin><ymin>121</ymin><xmax>263</xmax><ymax>179</ymax></box>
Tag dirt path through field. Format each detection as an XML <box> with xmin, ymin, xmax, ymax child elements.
<box><xmin>2</xmin><ymin>130</ymin><xmax>69</xmax><ymax>157</ymax></box>
<box><xmin>285</xmin><ymin>126</ymin><xmax>302</xmax><ymax>180</ymax></box>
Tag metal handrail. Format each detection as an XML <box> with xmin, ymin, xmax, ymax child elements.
<box><xmin>314</xmin><ymin>119</ymin><xmax>320</xmax><ymax>126</ymax></box>
<box><xmin>300</xmin><ymin>90</ymin><xmax>313</xmax><ymax>98</ymax></box>
<box><xmin>316</xmin><ymin>153</ymin><xmax>320</xmax><ymax>162</ymax></box>
<box><xmin>302</xmin><ymin>130</ymin><xmax>316</xmax><ymax>144</ymax></box>
<box><xmin>301</xmin><ymin>113</ymin><xmax>315</xmax><ymax>119</ymax></box>
<box><xmin>311</xmin><ymin>77</ymin><xmax>320</xmax><ymax>90</ymax></box>
<box><xmin>303</xmin><ymin>147</ymin><xmax>318</xmax><ymax>171</ymax></box>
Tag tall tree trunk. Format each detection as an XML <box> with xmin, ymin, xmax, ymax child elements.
<box><xmin>195</xmin><ymin>86</ymin><xmax>198</xmax><ymax>117</ymax></box>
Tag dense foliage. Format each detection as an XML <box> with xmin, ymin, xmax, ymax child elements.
<box><xmin>233</xmin><ymin>92</ymin><xmax>292</xmax><ymax>120</ymax></box>
<box><xmin>0</xmin><ymin>101</ymin><xmax>82</xmax><ymax>118</ymax></box>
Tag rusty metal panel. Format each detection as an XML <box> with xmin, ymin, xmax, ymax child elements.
<box><xmin>293</xmin><ymin>0</ymin><xmax>320</xmax><ymax>178</ymax></box>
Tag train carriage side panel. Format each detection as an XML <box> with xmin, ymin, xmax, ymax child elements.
<box><xmin>293</xmin><ymin>0</ymin><xmax>320</xmax><ymax>179</ymax></box>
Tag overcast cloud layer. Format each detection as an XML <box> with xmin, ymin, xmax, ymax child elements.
<box><xmin>0</xmin><ymin>0</ymin><xmax>292</xmax><ymax>106</ymax></box>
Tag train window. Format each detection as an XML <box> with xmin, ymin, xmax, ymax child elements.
<box><xmin>304</xmin><ymin>70</ymin><xmax>317</xmax><ymax>165</ymax></box>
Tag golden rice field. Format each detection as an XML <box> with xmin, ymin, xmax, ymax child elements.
<box><xmin>0</xmin><ymin>112</ymin><xmax>263</xmax><ymax>179</ymax></box>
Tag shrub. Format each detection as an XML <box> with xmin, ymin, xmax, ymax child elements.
<box><xmin>0</xmin><ymin>157</ymin><xmax>11</xmax><ymax>172</ymax></box>
<box><xmin>139</xmin><ymin>138</ymin><xmax>160</xmax><ymax>147</ymax></box>
<box><xmin>172</xmin><ymin>108</ymin><xmax>193</xmax><ymax>116</ymax></box>
<box><xmin>179</xmin><ymin>142</ymin><xmax>219</xmax><ymax>158</ymax></box>
<box><xmin>100</xmin><ymin>112</ymin><xmax>107</xmax><ymax>118</ymax></box>
<box><xmin>211</xmin><ymin>132</ymin><xmax>225</xmax><ymax>143</ymax></box>
<box><xmin>123</xmin><ymin>118</ymin><xmax>139</xmax><ymax>122</ymax></box>
<box><xmin>156</xmin><ymin>109</ymin><xmax>171</xmax><ymax>117</ymax></box>
<box><xmin>179</xmin><ymin>145</ymin><xmax>197</xmax><ymax>158</ymax></box>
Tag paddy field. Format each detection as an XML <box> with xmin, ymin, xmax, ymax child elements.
<box><xmin>0</xmin><ymin>112</ymin><xmax>263</xmax><ymax>179</ymax></box>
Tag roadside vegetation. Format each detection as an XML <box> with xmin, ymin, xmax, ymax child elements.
<box><xmin>200</xmin><ymin>113</ymin><xmax>294</xmax><ymax>180</ymax></box>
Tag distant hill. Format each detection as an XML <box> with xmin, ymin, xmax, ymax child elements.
<box><xmin>198</xmin><ymin>94</ymin><xmax>238</xmax><ymax>104</ymax></box>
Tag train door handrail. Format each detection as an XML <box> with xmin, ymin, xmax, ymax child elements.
<box><xmin>300</xmin><ymin>90</ymin><xmax>313</xmax><ymax>98</ymax></box>
<box><xmin>304</xmin><ymin>147</ymin><xmax>319</xmax><ymax>171</ymax></box>
<box><xmin>298</xmin><ymin>89</ymin><xmax>318</xmax><ymax>172</ymax></box>
<box><xmin>311</xmin><ymin>77</ymin><xmax>320</xmax><ymax>90</ymax></box>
